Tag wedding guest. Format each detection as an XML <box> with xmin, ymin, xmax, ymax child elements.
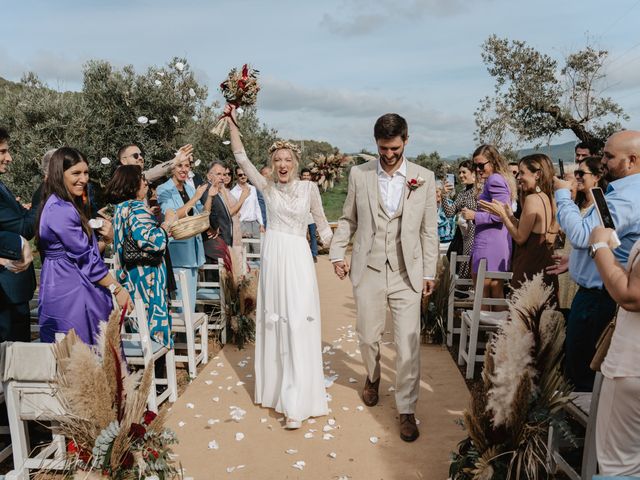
<box><xmin>36</xmin><ymin>147</ymin><xmax>131</xmax><ymax>344</ymax></box>
<box><xmin>157</xmin><ymin>155</ymin><xmax>212</xmax><ymax>312</ymax></box>
<box><xmin>301</xmin><ymin>168</ymin><xmax>319</xmax><ymax>262</ymax></box>
<box><xmin>461</xmin><ymin>145</ymin><xmax>516</xmax><ymax>303</ymax></box>
<box><xmin>479</xmin><ymin>154</ymin><xmax>559</xmax><ymax>302</ymax></box>
<box><xmin>222</xmin><ymin>166</ymin><xmax>233</xmax><ymax>189</ymax></box>
<box><xmin>436</xmin><ymin>186</ymin><xmax>456</xmax><ymax>245</ymax></box>
<box><xmin>589</xmin><ymin>226</ymin><xmax>640</xmax><ymax>476</ymax></box>
<box><xmin>0</xmin><ymin>127</ymin><xmax>37</xmax><ymax>342</ymax></box>
<box><xmin>554</xmin><ymin>131</ymin><xmax>640</xmax><ymax>391</ymax></box>
<box><xmin>574</xmin><ymin>139</ymin><xmax>603</xmax><ymax>163</ymax></box>
<box><xmin>227</xmin><ymin>104</ymin><xmax>333</xmax><ymax>430</ymax></box>
<box><xmin>118</xmin><ymin>143</ymin><xmax>193</xmax><ymax>184</ymax></box>
<box><xmin>230</xmin><ymin>165</ymin><xmax>263</xmax><ymax>253</ymax></box>
<box><xmin>106</xmin><ymin>165</ymin><xmax>176</xmax><ymax>346</ymax></box>
<box><xmin>442</xmin><ymin>160</ymin><xmax>478</xmax><ymax>279</ymax></box>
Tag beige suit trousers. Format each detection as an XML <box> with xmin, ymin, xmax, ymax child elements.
<box><xmin>353</xmin><ymin>263</ymin><xmax>421</xmax><ymax>414</ymax></box>
<box><xmin>596</xmin><ymin>375</ymin><xmax>640</xmax><ymax>476</ymax></box>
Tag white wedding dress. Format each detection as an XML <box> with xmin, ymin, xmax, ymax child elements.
<box><xmin>233</xmin><ymin>151</ymin><xmax>333</xmax><ymax>422</ymax></box>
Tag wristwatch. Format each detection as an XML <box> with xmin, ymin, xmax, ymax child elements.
<box><xmin>589</xmin><ymin>242</ymin><xmax>609</xmax><ymax>258</ymax></box>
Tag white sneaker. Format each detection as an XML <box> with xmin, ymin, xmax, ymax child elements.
<box><xmin>285</xmin><ymin>418</ymin><xmax>302</xmax><ymax>429</ymax></box>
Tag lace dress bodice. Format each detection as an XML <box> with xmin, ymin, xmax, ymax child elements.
<box><xmin>233</xmin><ymin>151</ymin><xmax>333</xmax><ymax>244</ymax></box>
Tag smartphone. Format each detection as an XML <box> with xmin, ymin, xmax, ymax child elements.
<box><xmin>446</xmin><ymin>173</ymin><xmax>456</xmax><ymax>186</ymax></box>
<box><xmin>591</xmin><ymin>187</ymin><xmax>621</xmax><ymax>248</ymax></box>
<box><xmin>558</xmin><ymin>159</ymin><xmax>565</xmax><ymax>179</ymax></box>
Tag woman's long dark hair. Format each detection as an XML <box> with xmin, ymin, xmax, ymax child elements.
<box><xmin>575</xmin><ymin>156</ymin><xmax>608</xmax><ymax>209</ymax></box>
<box><xmin>35</xmin><ymin>147</ymin><xmax>92</xmax><ymax>250</ymax></box>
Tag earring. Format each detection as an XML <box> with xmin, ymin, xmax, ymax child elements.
<box><xmin>535</xmin><ymin>185</ymin><xmax>541</xmax><ymax>193</ymax></box>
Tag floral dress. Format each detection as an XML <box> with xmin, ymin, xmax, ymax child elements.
<box><xmin>442</xmin><ymin>185</ymin><xmax>477</xmax><ymax>278</ymax></box>
<box><xmin>113</xmin><ymin>200</ymin><xmax>172</xmax><ymax>346</ymax></box>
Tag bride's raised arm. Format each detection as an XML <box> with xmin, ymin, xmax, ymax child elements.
<box><xmin>226</xmin><ymin>104</ymin><xmax>268</xmax><ymax>192</ymax></box>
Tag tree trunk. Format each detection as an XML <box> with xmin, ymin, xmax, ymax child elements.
<box><xmin>539</xmin><ymin>104</ymin><xmax>596</xmax><ymax>143</ymax></box>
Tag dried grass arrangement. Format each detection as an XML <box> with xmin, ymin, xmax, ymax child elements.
<box><xmin>212</xmin><ymin>237</ymin><xmax>258</xmax><ymax>349</ymax></box>
<box><xmin>42</xmin><ymin>309</ymin><xmax>180</xmax><ymax>480</ymax></box>
<box><xmin>421</xmin><ymin>255</ymin><xmax>452</xmax><ymax>344</ymax></box>
<box><xmin>308</xmin><ymin>151</ymin><xmax>352</xmax><ymax>192</ymax></box>
<box><xmin>449</xmin><ymin>273</ymin><xmax>573</xmax><ymax>480</ymax></box>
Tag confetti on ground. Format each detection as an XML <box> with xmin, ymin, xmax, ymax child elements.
<box><xmin>212</xmin><ymin>397</ymin><xmax>220</xmax><ymax>402</ymax></box>
<box><xmin>292</xmin><ymin>460</ymin><xmax>306</xmax><ymax>471</ymax></box>
<box><xmin>260</xmin><ymin>418</ymin><xmax>267</xmax><ymax>423</ymax></box>
<box><xmin>307</xmin><ymin>418</ymin><xmax>316</xmax><ymax>424</ymax></box>
<box><xmin>348</xmin><ymin>378</ymin><xmax>358</xmax><ymax>383</ymax></box>
<box><xmin>329</xmin><ymin>452</ymin><xmax>337</xmax><ymax>459</ymax></box>
<box><xmin>304</xmin><ymin>433</ymin><xmax>314</xmax><ymax>439</ymax></box>
<box><xmin>230</xmin><ymin>406</ymin><xmax>247</xmax><ymax>421</ymax></box>
<box><xmin>328</xmin><ymin>418</ymin><xmax>336</xmax><ymax>426</ymax></box>
<box><xmin>388</xmin><ymin>386</ymin><xmax>395</xmax><ymax>392</ymax></box>
<box><xmin>178</xmin><ymin>421</ymin><xmax>185</xmax><ymax>428</ymax></box>
<box><xmin>285</xmin><ymin>449</ymin><xmax>298</xmax><ymax>454</ymax></box>
<box><xmin>186</xmin><ymin>403</ymin><xmax>194</xmax><ymax>409</ymax></box>
<box><xmin>235</xmin><ymin>432</ymin><xmax>245</xmax><ymax>441</ymax></box>
<box><xmin>205</xmin><ymin>380</ymin><xmax>213</xmax><ymax>385</ymax></box>
<box><xmin>208</xmin><ymin>440</ymin><xmax>219</xmax><ymax>450</ymax></box>
<box><xmin>356</xmin><ymin>406</ymin><xmax>364</xmax><ymax>412</ymax></box>
<box><xmin>323</xmin><ymin>433</ymin><xmax>334</xmax><ymax>440</ymax></box>
<box><xmin>207</xmin><ymin>419</ymin><xmax>220</xmax><ymax>425</ymax></box>
<box><xmin>370</xmin><ymin>436</ymin><xmax>379</xmax><ymax>444</ymax></box>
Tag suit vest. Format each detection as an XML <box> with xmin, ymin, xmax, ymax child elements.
<box><xmin>367</xmin><ymin>188</ymin><xmax>405</xmax><ymax>272</ymax></box>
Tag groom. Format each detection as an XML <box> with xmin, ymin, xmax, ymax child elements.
<box><xmin>330</xmin><ymin>113</ymin><xmax>438</xmax><ymax>442</ymax></box>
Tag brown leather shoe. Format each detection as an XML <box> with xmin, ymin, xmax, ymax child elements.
<box><xmin>399</xmin><ymin>414</ymin><xmax>420</xmax><ymax>442</ymax></box>
<box><xmin>362</xmin><ymin>377</ymin><xmax>380</xmax><ymax>406</ymax></box>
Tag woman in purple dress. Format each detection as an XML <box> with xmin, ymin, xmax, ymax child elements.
<box><xmin>36</xmin><ymin>147</ymin><xmax>132</xmax><ymax>344</ymax></box>
<box><xmin>461</xmin><ymin>144</ymin><xmax>516</xmax><ymax>303</ymax></box>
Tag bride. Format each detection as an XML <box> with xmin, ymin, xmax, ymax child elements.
<box><xmin>225</xmin><ymin>104</ymin><xmax>333</xmax><ymax>429</ymax></box>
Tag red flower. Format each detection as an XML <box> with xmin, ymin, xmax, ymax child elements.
<box><xmin>129</xmin><ymin>423</ymin><xmax>146</xmax><ymax>439</ymax></box>
<box><xmin>143</xmin><ymin>410</ymin><xmax>157</xmax><ymax>425</ymax></box>
<box><xmin>242</xmin><ymin>64</ymin><xmax>249</xmax><ymax>79</ymax></box>
<box><xmin>149</xmin><ymin>449</ymin><xmax>159</xmax><ymax>459</ymax></box>
<box><xmin>410</xmin><ymin>179</ymin><xmax>417</xmax><ymax>185</ymax></box>
<box><xmin>67</xmin><ymin>440</ymin><xmax>78</xmax><ymax>454</ymax></box>
<box><xmin>238</xmin><ymin>79</ymin><xmax>246</xmax><ymax>90</ymax></box>
<box><xmin>122</xmin><ymin>452</ymin><xmax>134</xmax><ymax>469</ymax></box>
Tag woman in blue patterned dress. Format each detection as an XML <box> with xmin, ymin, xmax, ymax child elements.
<box><xmin>106</xmin><ymin>165</ymin><xmax>176</xmax><ymax>346</ymax></box>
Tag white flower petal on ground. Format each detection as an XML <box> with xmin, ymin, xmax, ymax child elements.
<box><xmin>216</xmin><ymin>363</ymin><xmax>224</xmax><ymax>367</ymax></box>
<box><xmin>329</xmin><ymin>452</ymin><xmax>337</xmax><ymax>459</ymax></box>
<box><xmin>356</xmin><ymin>406</ymin><xmax>364</xmax><ymax>412</ymax></box>
<box><xmin>194</xmin><ymin>414</ymin><xmax>202</xmax><ymax>418</ymax></box>
<box><xmin>178</xmin><ymin>421</ymin><xmax>185</xmax><ymax>427</ymax></box>
<box><xmin>211</xmin><ymin>370</ymin><xmax>219</xmax><ymax>376</ymax></box>
<box><xmin>308</xmin><ymin>429</ymin><xmax>317</xmax><ymax>433</ymax></box>
<box><xmin>100</xmin><ymin>157</ymin><xmax>111</xmax><ymax>165</ymax></box>
<box><xmin>342</xmin><ymin>406</ymin><xmax>349</xmax><ymax>411</ymax></box>
<box><xmin>186</xmin><ymin>403</ymin><xmax>194</xmax><ymax>409</ymax></box>
<box><xmin>323</xmin><ymin>433</ymin><xmax>334</xmax><ymax>440</ymax></box>
<box><xmin>388</xmin><ymin>386</ymin><xmax>395</xmax><ymax>392</ymax></box>
<box><xmin>208</xmin><ymin>440</ymin><xmax>219</xmax><ymax>450</ymax></box>
<box><xmin>260</xmin><ymin>418</ymin><xmax>267</xmax><ymax>423</ymax></box>
<box><xmin>292</xmin><ymin>460</ymin><xmax>305</xmax><ymax>470</ymax></box>
<box><xmin>205</xmin><ymin>380</ymin><xmax>213</xmax><ymax>385</ymax></box>
<box><xmin>327</xmin><ymin>418</ymin><xmax>336</xmax><ymax>426</ymax></box>
<box><xmin>237</xmin><ymin>465</ymin><xmax>245</xmax><ymax>470</ymax></box>
<box><xmin>348</xmin><ymin>377</ymin><xmax>358</xmax><ymax>383</ymax></box>
<box><xmin>304</xmin><ymin>432</ymin><xmax>313</xmax><ymax>439</ymax></box>
<box><xmin>175</xmin><ymin>62</ymin><xmax>185</xmax><ymax>71</ymax></box>
<box><xmin>226</xmin><ymin>466</ymin><xmax>235</xmax><ymax>473</ymax></box>
<box><xmin>307</xmin><ymin>419</ymin><xmax>316</xmax><ymax>424</ymax></box>
<box><xmin>230</xmin><ymin>406</ymin><xmax>247</xmax><ymax>421</ymax></box>
<box><xmin>226</xmin><ymin>386</ymin><xmax>232</xmax><ymax>391</ymax></box>
<box><xmin>236</xmin><ymin>381</ymin><xmax>245</xmax><ymax>386</ymax></box>
<box><xmin>324</xmin><ymin>374</ymin><xmax>338</xmax><ymax>388</ymax></box>
<box><xmin>212</xmin><ymin>397</ymin><xmax>219</xmax><ymax>402</ymax></box>
<box><xmin>188</xmin><ymin>88</ymin><xmax>196</xmax><ymax>97</ymax></box>
<box><xmin>369</xmin><ymin>436</ymin><xmax>379</xmax><ymax>444</ymax></box>
<box><xmin>285</xmin><ymin>449</ymin><xmax>298</xmax><ymax>454</ymax></box>
<box><xmin>137</xmin><ymin>116</ymin><xmax>148</xmax><ymax>124</ymax></box>
<box><xmin>207</xmin><ymin>419</ymin><xmax>220</xmax><ymax>425</ymax></box>
<box><xmin>322</xmin><ymin>346</ymin><xmax>331</xmax><ymax>353</ymax></box>
<box><xmin>235</xmin><ymin>432</ymin><xmax>244</xmax><ymax>441</ymax></box>
<box><xmin>323</xmin><ymin>425</ymin><xmax>333</xmax><ymax>432</ymax></box>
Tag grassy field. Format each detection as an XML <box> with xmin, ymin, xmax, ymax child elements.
<box><xmin>320</xmin><ymin>179</ymin><xmax>348</xmax><ymax>222</ymax></box>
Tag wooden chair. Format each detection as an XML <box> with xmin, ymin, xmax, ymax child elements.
<box><xmin>546</xmin><ymin>372</ymin><xmax>603</xmax><ymax>480</ymax></box>
<box><xmin>446</xmin><ymin>252</ymin><xmax>474</xmax><ymax>347</ymax></box>
<box><xmin>457</xmin><ymin>258</ymin><xmax>512</xmax><ymax>379</ymax></box>
<box><xmin>0</xmin><ymin>384</ymin><xmax>12</xmax><ymax>463</ymax></box>
<box><xmin>241</xmin><ymin>237</ymin><xmax>261</xmax><ymax>273</ymax></box>
<box><xmin>122</xmin><ymin>296</ymin><xmax>178</xmax><ymax>412</ymax></box>
<box><xmin>196</xmin><ymin>263</ymin><xmax>227</xmax><ymax>344</ymax></box>
<box><xmin>170</xmin><ymin>270</ymin><xmax>209</xmax><ymax>379</ymax></box>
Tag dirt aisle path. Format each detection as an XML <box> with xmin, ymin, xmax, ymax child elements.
<box><xmin>166</xmin><ymin>257</ymin><xmax>469</xmax><ymax>480</ymax></box>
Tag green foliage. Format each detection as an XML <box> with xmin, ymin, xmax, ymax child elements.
<box><xmin>415</xmin><ymin>151</ymin><xmax>453</xmax><ymax>179</ymax></box>
<box><xmin>476</xmin><ymin>35</ymin><xmax>629</xmax><ymax>150</ymax></box>
<box><xmin>0</xmin><ymin>57</ymin><xmax>278</xmax><ymax>202</ymax></box>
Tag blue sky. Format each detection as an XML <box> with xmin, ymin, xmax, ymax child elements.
<box><xmin>2</xmin><ymin>0</ymin><xmax>639</xmax><ymax>156</ymax></box>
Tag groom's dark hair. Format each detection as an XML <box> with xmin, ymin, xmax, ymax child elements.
<box><xmin>374</xmin><ymin>113</ymin><xmax>408</xmax><ymax>141</ymax></box>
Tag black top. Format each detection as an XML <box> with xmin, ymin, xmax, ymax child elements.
<box><xmin>177</xmin><ymin>187</ymin><xmax>194</xmax><ymax>216</ymax></box>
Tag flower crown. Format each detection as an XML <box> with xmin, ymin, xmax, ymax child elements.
<box><xmin>268</xmin><ymin>140</ymin><xmax>301</xmax><ymax>156</ymax></box>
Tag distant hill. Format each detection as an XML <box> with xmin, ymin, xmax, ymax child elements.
<box><xmin>444</xmin><ymin>141</ymin><xmax>577</xmax><ymax>165</ymax></box>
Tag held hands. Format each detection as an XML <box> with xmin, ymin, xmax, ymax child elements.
<box><xmin>332</xmin><ymin>259</ymin><xmax>350</xmax><ymax>280</ymax></box>
<box><xmin>460</xmin><ymin>207</ymin><xmax>476</xmax><ymax>221</ymax></box>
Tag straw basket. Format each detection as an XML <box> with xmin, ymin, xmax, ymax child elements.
<box><xmin>170</xmin><ymin>211</ymin><xmax>210</xmax><ymax>240</ymax></box>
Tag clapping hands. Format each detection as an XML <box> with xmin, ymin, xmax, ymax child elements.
<box><xmin>478</xmin><ymin>199</ymin><xmax>512</xmax><ymax>220</ymax></box>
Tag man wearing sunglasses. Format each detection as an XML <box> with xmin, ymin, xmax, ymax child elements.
<box><xmin>117</xmin><ymin>143</ymin><xmax>194</xmax><ymax>184</ymax></box>
<box><xmin>230</xmin><ymin>166</ymin><xmax>263</xmax><ymax>252</ymax></box>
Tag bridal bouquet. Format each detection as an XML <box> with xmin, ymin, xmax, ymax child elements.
<box><xmin>211</xmin><ymin>64</ymin><xmax>260</xmax><ymax>137</ymax></box>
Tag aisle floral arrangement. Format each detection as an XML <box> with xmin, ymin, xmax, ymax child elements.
<box><xmin>308</xmin><ymin>151</ymin><xmax>352</xmax><ymax>192</ymax></box>
<box><xmin>41</xmin><ymin>310</ymin><xmax>180</xmax><ymax>480</ymax></box>
<box><xmin>421</xmin><ymin>255</ymin><xmax>451</xmax><ymax>344</ymax></box>
<box><xmin>449</xmin><ymin>274</ymin><xmax>573</xmax><ymax>480</ymax></box>
<box><xmin>211</xmin><ymin>63</ymin><xmax>260</xmax><ymax>137</ymax></box>
<box><xmin>212</xmin><ymin>238</ymin><xmax>259</xmax><ymax>350</ymax></box>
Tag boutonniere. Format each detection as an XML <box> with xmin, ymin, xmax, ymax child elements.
<box><xmin>406</xmin><ymin>176</ymin><xmax>425</xmax><ymax>199</ymax></box>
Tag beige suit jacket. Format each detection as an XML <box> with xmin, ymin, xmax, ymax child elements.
<box><xmin>329</xmin><ymin>159</ymin><xmax>438</xmax><ymax>292</ymax></box>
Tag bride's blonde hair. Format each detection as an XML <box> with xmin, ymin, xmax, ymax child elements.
<box><xmin>268</xmin><ymin>141</ymin><xmax>300</xmax><ymax>183</ymax></box>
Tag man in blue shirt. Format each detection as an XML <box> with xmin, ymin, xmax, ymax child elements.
<box><xmin>554</xmin><ymin>130</ymin><xmax>640</xmax><ymax>391</ymax></box>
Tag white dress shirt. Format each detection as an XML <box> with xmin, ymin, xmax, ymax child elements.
<box><xmin>230</xmin><ymin>183</ymin><xmax>263</xmax><ymax>225</ymax></box>
<box><xmin>377</xmin><ymin>157</ymin><xmax>407</xmax><ymax>216</ymax></box>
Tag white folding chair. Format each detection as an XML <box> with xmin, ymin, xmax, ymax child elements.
<box><xmin>457</xmin><ymin>258</ymin><xmax>512</xmax><ymax>379</ymax></box>
<box><xmin>241</xmin><ymin>237</ymin><xmax>261</xmax><ymax>273</ymax></box>
<box><xmin>446</xmin><ymin>252</ymin><xmax>474</xmax><ymax>347</ymax></box>
<box><xmin>122</xmin><ymin>296</ymin><xmax>178</xmax><ymax>412</ymax></box>
<box><xmin>0</xmin><ymin>384</ymin><xmax>12</xmax><ymax>463</ymax></box>
<box><xmin>171</xmin><ymin>270</ymin><xmax>209</xmax><ymax>378</ymax></box>
<box><xmin>196</xmin><ymin>263</ymin><xmax>227</xmax><ymax>344</ymax></box>
<box><xmin>28</xmin><ymin>269</ymin><xmax>42</xmax><ymax>336</ymax></box>
<box><xmin>546</xmin><ymin>372</ymin><xmax>603</xmax><ymax>480</ymax></box>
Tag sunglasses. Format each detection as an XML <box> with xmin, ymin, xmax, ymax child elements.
<box><xmin>126</xmin><ymin>152</ymin><xmax>143</xmax><ymax>160</ymax></box>
<box><xmin>237</xmin><ymin>173</ymin><xmax>247</xmax><ymax>178</ymax></box>
<box><xmin>473</xmin><ymin>160</ymin><xmax>489</xmax><ymax>171</ymax></box>
<box><xmin>574</xmin><ymin>170</ymin><xmax>593</xmax><ymax>178</ymax></box>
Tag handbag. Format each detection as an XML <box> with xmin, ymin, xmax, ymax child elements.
<box><xmin>122</xmin><ymin>206</ymin><xmax>166</xmax><ymax>268</ymax></box>
<box><xmin>590</xmin><ymin>310</ymin><xmax>617</xmax><ymax>372</ymax></box>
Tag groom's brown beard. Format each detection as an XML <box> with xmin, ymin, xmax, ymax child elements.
<box><xmin>380</xmin><ymin>147</ymin><xmax>404</xmax><ymax>167</ymax></box>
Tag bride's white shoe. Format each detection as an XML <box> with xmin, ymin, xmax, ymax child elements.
<box><xmin>285</xmin><ymin>418</ymin><xmax>302</xmax><ymax>430</ymax></box>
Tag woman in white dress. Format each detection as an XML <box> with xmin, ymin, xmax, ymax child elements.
<box><xmin>225</xmin><ymin>105</ymin><xmax>333</xmax><ymax>429</ymax></box>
